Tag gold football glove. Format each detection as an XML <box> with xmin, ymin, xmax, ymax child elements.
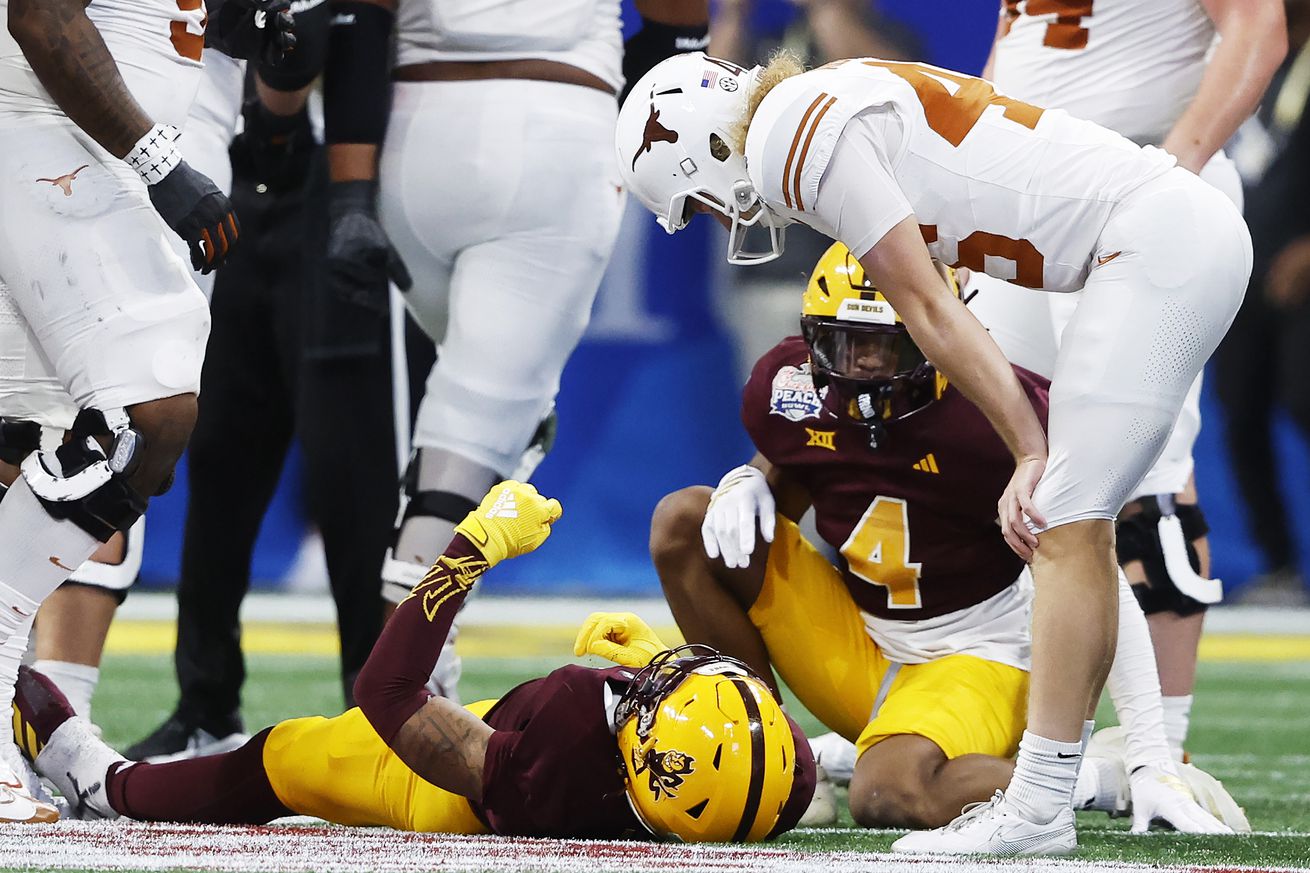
<box><xmin>573</xmin><ymin>611</ymin><xmax>670</xmax><ymax>668</ymax></box>
<box><xmin>453</xmin><ymin>480</ymin><xmax>562</xmax><ymax>568</ymax></box>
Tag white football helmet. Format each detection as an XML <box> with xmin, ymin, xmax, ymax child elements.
<box><xmin>616</xmin><ymin>52</ymin><xmax>788</xmax><ymax>265</ymax></box>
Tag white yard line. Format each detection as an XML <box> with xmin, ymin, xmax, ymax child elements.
<box><xmin>1</xmin><ymin>823</ymin><xmax>1306</xmax><ymax>873</ymax></box>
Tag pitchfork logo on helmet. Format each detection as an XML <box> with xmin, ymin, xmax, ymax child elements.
<box><xmin>633</xmin><ymin>745</ymin><xmax>696</xmax><ymax>800</ymax></box>
<box><xmin>616</xmin><ymin>53</ymin><xmax>789</xmax><ymax>265</ymax></box>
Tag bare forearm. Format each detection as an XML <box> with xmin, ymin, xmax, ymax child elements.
<box><xmin>636</xmin><ymin>0</ymin><xmax>708</xmax><ymax>27</ymax></box>
<box><xmin>328</xmin><ymin>144</ymin><xmax>380</xmax><ymax>182</ymax></box>
<box><xmin>390</xmin><ymin>697</ymin><xmax>492</xmax><ymax>802</ymax></box>
<box><xmin>806</xmin><ymin>0</ymin><xmax>906</xmax><ymax>63</ymax></box>
<box><xmin>1162</xmin><ymin>1</ymin><xmax>1286</xmax><ymax>173</ymax></box>
<box><xmin>910</xmin><ymin>293</ymin><xmax>1045</xmax><ymax>460</ymax></box>
<box><xmin>859</xmin><ymin>219</ymin><xmax>1045</xmax><ymax>463</ymax></box>
<box><xmin>8</xmin><ymin>0</ymin><xmax>152</xmax><ymax>158</ymax></box>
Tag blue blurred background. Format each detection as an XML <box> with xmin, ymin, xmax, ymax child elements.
<box><xmin>137</xmin><ymin>0</ymin><xmax>1310</xmax><ymax>598</ymax></box>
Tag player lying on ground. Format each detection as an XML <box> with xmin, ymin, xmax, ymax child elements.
<box><xmin>650</xmin><ymin>244</ymin><xmax>1243</xmax><ymax>839</ymax></box>
<box><xmin>619</xmin><ymin>51</ymin><xmax>1251</xmax><ymax>855</ymax></box>
<box><xmin>12</xmin><ymin>482</ymin><xmax>816</xmax><ymax>841</ymax></box>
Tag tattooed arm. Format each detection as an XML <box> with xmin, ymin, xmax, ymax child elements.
<box><xmin>353</xmin><ymin>534</ymin><xmax>494</xmax><ymax>798</ymax></box>
<box><xmin>354</xmin><ymin>483</ymin><xmax>560</xmax><ymax>800</ymax></box>
<box><xmin>390</xmin><ymin>698</ymin><xmax>493</xmax><ymax>801</ymax></box>
<box><xmin>7</xmin><ymin>0</ymin><xmax>153</xmax><ymax>158</ymax></box>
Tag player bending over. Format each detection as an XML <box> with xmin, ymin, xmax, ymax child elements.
<box><xmin>13</xmin><ymin>482</ymin><xmax>815</xmax><ymax>842</ymax></box>
<box><xmin>619</xmin><ymin>52</ymin><xmax>1250</xmax><ymax>855</ymax></box>
<box><xmin>650</xmin><ymin>244</ymin><xmax>1238</xmax><ymax>839</ymax></box>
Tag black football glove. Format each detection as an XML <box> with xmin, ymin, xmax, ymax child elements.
<box><xmin>208</xmin><ymin>0</ymin><xmax>297</xmax><ymax>66</ymax></box>
<box><xmin>148</xmin><ymin>162</ymin><xmax>240</xmax><ymax>274</ymax></box>
<box><xmin>229</xmin><ymin>97</ymin><xmax>315</xmax><ymax>194</ymax></box>
<box><xmin>621</xmin><ymin>17</ymin><xmax>710</xmax><ymax>103</ymax></box>
<box><xmin>326</xmin><ymin>180</ymin><xmax>412</xmax><ymax>312</ymax></box>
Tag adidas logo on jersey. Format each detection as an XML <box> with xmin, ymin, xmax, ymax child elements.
<box><xmin>484</xmin><ymin>490</ymin><xmax>519</xmax><ymax>519</ymax></box>
<box><xmin>912</xmin><ymin>453</ymin><xmax>939</xmax><ymax>474</ymax></box>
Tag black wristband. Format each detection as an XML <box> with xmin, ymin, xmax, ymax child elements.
<box><xmin>323</xmin><ymin>1</ymin><xmax>394</xmax><ymax>144</ymax></box>
<box><xmin>622</xmin><ymin>17</ymin><xmax>710</xmax><ymax>102</ymax></box>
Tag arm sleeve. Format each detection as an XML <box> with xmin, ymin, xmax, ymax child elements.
<box><xmin>353</xmin><ymin>534</ymin><xmax>489</xmax><ymax>743</ymax></box>
<box><xmin>810</xmin><ymin>112</ymin><xmax>913</xmax><ymax>260</ymax></box>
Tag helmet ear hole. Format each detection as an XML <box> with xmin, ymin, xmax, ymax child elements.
<box><xmin>708</xmin><ymin>133</ymin><xmax>731</xmax><ymax>162</ymax></box>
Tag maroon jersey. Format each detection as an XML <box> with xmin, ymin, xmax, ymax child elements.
<box><xmin>475</xmin><ymin>664</ymin><xmax>815</xmax><ymax>839</ymax></box>
<box><xmin>743</xmin><ymin>336</ymin><xmax>1050</xmax><ymax>620</ymax></box>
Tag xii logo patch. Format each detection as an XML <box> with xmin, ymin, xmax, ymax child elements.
<box><xmin>805</xmin><ymin>428</ymin><xmax>836</xmax><ymax>451</ymax></box>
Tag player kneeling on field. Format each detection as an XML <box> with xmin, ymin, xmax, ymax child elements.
<box><xmin>651</xmin><ymin>244</ymin><xmax>1233</xmax><ymax>839</ymax></box>
<box><xmin>12</xmin><ymin>482</ymin><xmax>815</xmax><ymax>841</ymax></box>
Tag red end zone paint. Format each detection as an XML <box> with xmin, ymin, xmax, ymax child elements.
<box><xmin>0</xmin><ymin>822</ymin><xmax>1301</xmax><ymax>873</ymax></box>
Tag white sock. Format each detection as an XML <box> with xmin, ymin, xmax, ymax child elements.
<box><xmin>0</xmin><ymin>604</ymin><xmax>34</xmax><ymax>748</ymax></box>
<box><xmin>1080</xmin><ymin>719</ymin><xmax>1095</xmax><ymax>754</ymax></box>
<box><xmin>32</xmin><ymin>659</ymin><xmax>99</xmax><ymax>720</ymax></box>
<box><xmin>1162</xmin><ymin>695</ymin><xmax>1193</xmax><ymax>761</ymax></box>
<box><xmin>1005</xmin><ymin>730</ymin><xmax>1082</xmax><ymax>824</ymax></box>
<box><xmin>1106</xmin><ymin>572</ymin><xmax>1174</xmax><ymax>770</ymax></box>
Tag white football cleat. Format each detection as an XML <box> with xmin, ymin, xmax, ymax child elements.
<box><xmin>808</xmin><ymin>732</ymin><xmax>857</xmax><ymax>787</ymax></box>
<box><xmin>31</xmin><ymin>718</ymin><xmax>123</xmax><ymax>821</ymax></box>
<box><xmin>0</xmin><ymin>744</ymin><xmax>58</xmax><ymax>823</ymax></box>
<box><xmin>798</xmin><ymin>764</ymin><xmax>839</xmax><ymax>827</ymax></box>
<box><xmin>1176</xmin><ymin>761</ymin><xmax>1251</xmax><ymax>833</ymax></box>
<box><xmin>891</xmin><ymin>791</ymin><xmax>1076</xmax><ymax>856</ymax></box>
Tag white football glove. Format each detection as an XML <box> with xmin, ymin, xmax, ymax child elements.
<box><xmin>701</xmin><ymin>464</ymin><xmax>775</xmax><ymax>569</ymax></box>
<box><xmin>1129</xmin><ymin>762</ymin><xmax>1233</xmax><ymax>834</ymax></box>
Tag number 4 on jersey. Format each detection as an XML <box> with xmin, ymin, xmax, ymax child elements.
<box><xmin>840</xmin><ymin>496</ymin><xmax>923</xmax><ymax>609</ymax></box>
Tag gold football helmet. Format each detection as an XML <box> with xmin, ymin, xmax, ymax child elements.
<box><xmin>801</xmin><ymin>242</ymin><xmax>955</xmax><ymax>443</ymax></box>
<box><xmin>616</xmin><ymin>646</ymin><xmax>797</xmax><ymax>842</ymax></box>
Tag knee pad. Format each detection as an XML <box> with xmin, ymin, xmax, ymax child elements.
<box><xmin>1117</xmin><ymin>496</ymin><xmax>1221</xmax><ymax>617</ymax></box>
<box><xmin>64</xmin><ymin>516</ymin><xmax>145</xmax><ymax>604</ymax></box>
<box><xmin>21</xmin><ymin>409</ymin><xmax>148</xmax><ymax>543</ymax></box>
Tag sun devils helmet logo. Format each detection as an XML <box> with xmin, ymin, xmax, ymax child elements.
<box><xmin>632</xmin><ymin>744</ymin><xmax>696</xmax><ymax>800</ymax></box>
<box><xmin>631</xmin><ymin>104</ymin><xmax>680</xmax><ymax>171</ymax></box>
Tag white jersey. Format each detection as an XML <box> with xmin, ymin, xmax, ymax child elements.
<box><xmin>394</xmin><ymin>0</ymin><xmax>624</xmax><ymax>93</ymax></box>
<box><xmin>745</xmin><ymin>59</ymin><xmax>1176</xmax><ymax>292</ymax></box>
<box><xmin>992</xmin><ymin>0</ymin><xmax>1215</xmax><ymax>145</ymax></box>
<box><xmin>0</xmin><ymin>0</ymin><xmax>204</xmax><ymax>124</ymax></box>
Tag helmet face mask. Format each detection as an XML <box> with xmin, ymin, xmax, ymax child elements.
<box><xmin>617</xmin><ymin>53</ymin><xmax>789</xmax><ymax>265</ymax></box>
<box><xmin>801</xmin><ymin>243</ymin><xmax>953</xmax><ymax>439</ymax></box>
<box><xmin>615</xmin><ymin>645</ymin><xmax>797</xmax><ymax>843</ymax></box>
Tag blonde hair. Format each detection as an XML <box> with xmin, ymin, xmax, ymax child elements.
<box><xmin>727</xmin><ymin>49</ymin><xmax>806</xmax><ymax>154</ymax></box>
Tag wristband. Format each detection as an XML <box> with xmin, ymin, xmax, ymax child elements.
<box><xmin>124</xmin><ymin>124</ymin><xmax>182</xmax><ymax>185</ymax></box>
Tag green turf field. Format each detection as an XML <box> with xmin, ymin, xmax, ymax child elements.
<box><xmin>82</xmin><ymin>652</ymin><xmax>1310</xmax><ymax>869</ymax></box>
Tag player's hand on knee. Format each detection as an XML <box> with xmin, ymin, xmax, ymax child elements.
<box><xmin>998</xmin><ymin>455</ymin><xmax>1045</xmax><ymax>561</ymax></box>
<box><xmin>453</xmin><ymin>480</ymin><xmax>562</xmax><ymax>567</ymax></box>
<box><xmin>149</xmin><ymin>161</ymin><xmax>240</xmax><ymax>274</ymax></box>
<box><xmin>1128</xmin><ymin>762</ymin><xmax>1232</xmax><ymax>835</ymax></box>
<box><xmin>326</xmin><ymin>180</ymin><xmax>412</xmax><ymax>312</ymax></box>
<box><xmin>702</xmin><ymin>464</ymin><xmax>775</xmax><ymax>569</ymax></box>
<box><xmin>573</xmin><ymin>612</ymin><xmax>669</xmax><ymax>667</ymax></box>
